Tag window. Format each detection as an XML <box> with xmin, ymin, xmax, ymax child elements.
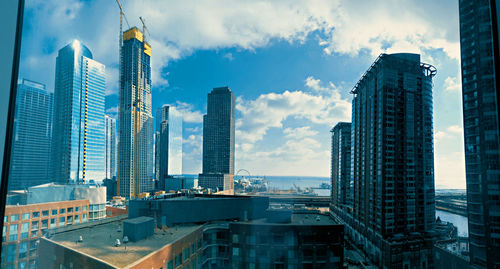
<box><xmin>19</xmin><ymin>241</ymin><xmax>28</xmax><ymax>259</ymax></box>
<box><xmin>75</xmin><ymin>214</ymin><xmax>80</xmax><ymax>224</ymax></box>
<box><xmin>42</xmin><ymin>210</ymin><xmax>49</xmax><ymax>217</ymax></box>
<box><xmin>183</xmin><ymin>248</ymin><xmax>190</xmax><ymax>261</ymax></box>
<box><xmin>167</xmin><ymin>261</ymin><xmax>173</xmax><ymax>269</ymax></box>
<box><xmin>67</xmin><ymin>215</ymin><xmax>73</xmax><ymax>225</ymax></box>
<box><xmin>22</xmin><ymin>213</ymin><xmax>30</xmax><ymax>220</ymax></box>
<box><xmin>67</xmin><ymin>207</ymin><xmax>73</xmax><ymax>213</ymax></box>
<box><xmin>175</xmin><ymin>253</ymin><xmax>182</xmax><ymax>267</ymax></box>
<box><xmin>10</xmin><ymin>214</ymin><xmax>19</xmax><ymax>221</ymax></box>
<box><xmin>59</xmin><ymin>217</ymin><xmax>65</xmax><ymax>227</ymax></box>
<box><xmin>59</xmin><ymin>209</ymin><xmax>65</xmax><ymax>214</ymax></box>
<box><xmin>50</xmin><ymin>218</ymin><xmax>56</xmax><ymax>229</ymax></box>
<box><xmin>233</xmin><ymin>247</ymin><xmax>239</xmax><ymax>256</ymax></box>
<box><xmin>42</xmin><ymin>219</ymin><xmax>48</xmax><ymax>229</ymax></box>
<box><xmin>75</xmin><ymin>206</ymin><xmax>80</xmax><ymax>212</ymax></box>
<box><xmin>51</xmin><ymin>209</ymin><xmax>58</xmax><ymax>215</ymax></box>
<box><xmin>82</xmin><ymin>213</ymin><xmax>87</xmax><ymax>223</ymax></box>
<box><xmin>20</xmin><ymin>222</ymin><xmax>29</xmax><ymax>239</ymax></box>
<box><xmin>32</xmin><ymin>212</ymin><xmax>39</xmax><ymax>218</ymax></box>
<box><xmin>9</xmin><ymin>224</ymin><xmax>19</xmax><ymax>241</ymax></box>
<box><xmin>82</xmin><ymin>206</ymin><xmax>87</xmax><ymax>211</ymax></box>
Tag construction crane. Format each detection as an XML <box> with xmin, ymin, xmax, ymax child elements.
<box><xmin>139</xmin><ymin>16</ymin><xmax>151</xmax><ymax>41</ymax></box>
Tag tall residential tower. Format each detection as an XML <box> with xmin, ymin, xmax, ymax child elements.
<box><xmin>459</xmin><ymin>0</ymin><xmax>500</xmax><ymax>267</ymax></box>
<box><xmin>199</xmin><ymin>87</ymin><xmax>235</xmax><ymax>193</ymax></box>
<box><xmin>8</xmin><ymin>79</ymin><xmax>53</xmax><ymax>190</ymax></box>
<box><xmin>346</xmin><ymin>53</ymin><xmax>436</xmax><ymax>268</ymax></box>
<box><xmin>51</xmin><ymin>40</ymin><xmax>106</xmax><ymax>184</ymax></box>
<box><xmin>329</xmin><ymin>122</ymin><xmax>352</xmax><ymax>216</ymax></box>
<box><xmin>155</xmin><ymin>105</ymin><xmax>183</xmax><ymax>190</ymax></box>
<box><xmin>105</xmin><ymin>115</ymin><xmax>117</xmax><ymax>180</ymax></box>
<box><xmin>118</xmin><ymin>27</ymin><xmax>154</xmax><ymax>198</ymax></box>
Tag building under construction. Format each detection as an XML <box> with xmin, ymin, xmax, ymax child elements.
<box><xmin>118</xmin><ymin>26</ymin><xmax>153</xmax><ymax>198</ymax></box>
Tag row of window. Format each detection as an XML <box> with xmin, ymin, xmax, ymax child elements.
<box><xmin>4</xmin><ymin>206</ymin><xmax>88</xmax><ymax>223</ymax></box>
<box><xmin>2</xmin><ymin>214</ymin><xmax>88</xmax><ymax>242</ymax></box>
<box><xmin>165</xmin><ymin>239</ymin><xmax>202</xmax><ymax>269</ymax></box>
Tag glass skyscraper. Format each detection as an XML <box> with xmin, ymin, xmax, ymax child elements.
<box><xmin>199</xmin><ymin>87</ymin><xmax>235</xmax><ymax>193</ymax></box>
<box><xmin>343</xmin><ymin>53</ymin><xmax>436</xmax><ymax>268</ymax></box>
<box><xmin>329</xmin><ymin>122</ymin><xmax>352</xmax><ymax>216</ymax></box>
<box><xmin>118</xmin><ymin>27</ymin><xmax>154</xmax><ymax>198</ymax></box>
<box><xmin>105</xmin><ymin>115</ymin><xmax>117</xmax><ymax>180</ymax></box>
<box><xmin>459</xmin><ymin>0</ymin><xmax>500</xmax><ymax>267</ymax></box>
<box><xmin>51</xmin><ymin>40</ymin><xmax>106</xmax><ymax>184</ymax></box>
<box><xmin>155</xmin><ymin>105</ymin><xmax>183</xmax><ymax>190</ymax></box>
<box><xmin>8</xmin><ymin>79</ymin><xmax>53</xmax><ymax>190</ymax></box>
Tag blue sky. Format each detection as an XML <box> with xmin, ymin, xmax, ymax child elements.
<box><xmin>19</xmin><ymin>0</ymin><xmax>465</xmax><ymax>188</ymax></box>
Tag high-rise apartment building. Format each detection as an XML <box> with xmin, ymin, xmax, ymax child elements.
<box><xmin>345</xmin><ymin>53</ymin><xmax>436</xmax><ymax>268</ymax></box>
<box><xmin>8</xmin><ymin>79</ymin><xmax>53</xmax><ymax>190</ymax></box>
<box><xmin>459</xmin><ymin>0</ymin><xmax>500</xmax><ymax>267</ymax></box>
<box><xmin>155</xmin><ymin>105</ymin><xmax>183</xmax><ymax>190</ymax></box>
<box><xmin>105</xmin><ymin>115</ymin><xmax>117</xmax><ymax>180</ymax></box>
<box><xmin>329</xmin><ymin>122</ymin><xmax>352</xmax><ymax>216</ymax></box>
<box><xmin>118</xmin><ymin>27</ymin><xmax>154</xmax><ymax>198</ymax></box>
<box><xmin>51</xmin><ymin>40</ymin><xmax>106</xmax><ymax>184</ymax></box>
<box><xmin>199</xmin><ymin>87</ymin><xmax>235</xmax><ymax>193</ymax></box>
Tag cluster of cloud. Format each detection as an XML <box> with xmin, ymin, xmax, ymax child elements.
<box><xmin>235</xmin><ymin>76</ymin><xmax>350</xmax><ymax>146</ymax></box>
<box><xmin>22</xmin><ymin>0</ymin><xmax>459</xmax><ymax>94</ymax></box>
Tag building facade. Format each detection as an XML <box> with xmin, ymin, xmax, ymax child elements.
<box><xmin>199</xmin><ymin>87</ymin><xmax>235</xmax><ymax>192</ymax></box>
<box><xmin>155</xmin><ymin>105</ymin><xmax>183</xmax><ymax>190</ymax></box>
<box><xmin>51</xmin><ymin>40</ymin><xmax>106</xmax><ymax>184</ymax></box>
<box><xmin>118</xmin><ymin>27</ymin><xmax>154</xmax><ymax>198</ymax></box>
<box><xmin>459</xmin><ymin>0</ymin><xmax>500</xmax><ymax>267</ymax></box>
<box><xmin>347</xmin><ymin>53</ymin><xmax>436</xmax><ymax>268</ymax></box>
<box><xmin>8</xmin><ymin>79</ymin><xmax>53</xmax><ymax>191</ymax></box>
<box><xmin>330</xmin><ymin>122</ymin><xmax>352</xmax><ymax>215</ymax></box>
<box><xmin>2</xmin><ymin>199</ymin><xmax>90</xmax><ymax>269</ymax></box>
<box><xmin>105</xmin><ymin>115</ymin><xmax>117</xmax><ymax>180</ymax></box>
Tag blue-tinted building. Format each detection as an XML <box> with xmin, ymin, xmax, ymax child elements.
<box><xmin>329</xmin><ymin>122</ymin><xmax>352</xmax><ymax>216</ymax></box>
<box><xmin>51</xmin><ymin>40</ymin><xmax>106</xmax><ymax>184</ymax></box>
<box><xmin>8</xmin><ymin>79</ymin><xmax>53</xmax><ymax>190</ymax></box>
<box><xmin>105</xmin><ymin>115</ymin><xmax>117</xmax><ymax>180</ymax></box>
<box><xmin>459</xmin><ymin>0</ymin><xmax>500</xmax><ymax>267</ymax></box>
<box><xmin>118</xmin><ymin>27</ymin><xmax>154</xmax><ymax>198</ymax></box>
<box><xmin>155</xmin><ymin>105</ymin><xmax>182</xmax><ymax>190</ymax></box>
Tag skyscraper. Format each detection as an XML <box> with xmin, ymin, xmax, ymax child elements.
<box><xmin>51</xmin><ymin>40</ymin><xmax>106</xmax><ymax>184</ymax></box>
<box><xmin>459</xmin><ymin>1</ymin><xmax>500</xmax><ymax>267</ymax></box>
<box><xmin>118</xmin><ymin>27</ymin><xmax>154</xmax><ymax>198</ymax></box>
<box><xmin>8</xmin><ymin>79</ymin><xmax>53</xmax><ymax>190</ymax></box>
<box><xmin>346</xmin><ymin>53</ymin><xmax>436</xmax><ymax>267</ymax></box>
<box><xmin>155</xmin><ymin>105</ymin><xmax>183</xmax><ymax>190</ymax></box>
<box><xmin>199</xmin><ymin>87</ymin><xmax>235</xmax><ymax>193</ymax></box>
<box><xmin>105</xmin><ymin>115</ymin><xmax>117</xmax><ymax>180</ymax></box>
<box><xmin>329</xmin><ymin>122</ymin><xmax>352</xmax><ymax>217</ymax></box>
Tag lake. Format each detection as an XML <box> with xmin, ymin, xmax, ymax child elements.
<box><xmin>436</xmin><ymin>210</ymin><xmax>468</xmax><ymax>237</ymax></box>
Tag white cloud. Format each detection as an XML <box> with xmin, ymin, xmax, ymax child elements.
<box><xmin>173</xmin><ymin>101</ymin><xmax>204</xmax><ymax>123</ymax></box>
<box><xmin>236</xmin><ymin>76</ymin><xmax>351</xmax><ymax>144</ymax></box>
<box><xmin>444</xmin><ymin>76</ymin><xmax>461</xmax><ymax>91</ymax></box>
<box><xmin>223</xmin><ymin>53</ymin><xmax>234</xmax><ymax>61</ymax></box>
<box><xmin>106</xmin><ymin>106</ymin><xmax>118</xmax><ymax>115</ymax></box>
<box><xmin>283</xmin><ymin>126</ymin><xmax>318</xmax><ymax>139</ymax></box>
<box><xmin>447</xmin><ymin>125</ymin><xmax>463</xmax><ymax>135</ymax></box>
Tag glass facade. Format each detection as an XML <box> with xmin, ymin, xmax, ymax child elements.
<box><xmin>118</xmin><ymin>27</ymin><xmax>154</xmax><ymax>198</ymax></box>
<box><xmin>340</xmin><ymin>53</ymin><xmax>436</xmax><ymax>268</ymax></box>
<box><xmin>104</xmin><ymin>115</ymin><xmax>117</xmax><ymax>180</ymax></box>
<box><xmin>199</xmin><ymin>87</ymin><xmax>235</xmax><ymax>192</ymax></box>
<box><xmin>155</xmin><ymin>105</ymin><xmax>183</xmax><ymax>189</ymax></box>
<box><xmin>51</xmin><ymin>40</ymin><xmax>106</xmax><ymax>184</ymax></box>
<box><xmin>330</xmin><ymin>122</ymin><xmax>352</xmax><ymax>215</ymax></box>
<box><xmin>8</xmin><ymin>79</ymin><xmax>53</xmax><ymax>190</ymax></box>
<box><xmin>459</xmin><ymin>0</ymin><xmax>500</xmax><ymax>267</ymax></box>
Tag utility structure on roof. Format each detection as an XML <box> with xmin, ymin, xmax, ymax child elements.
<box><xmin>116</xmin><ymin>1</ymin><xmax>153</xmax><ymax>198</ymax></box>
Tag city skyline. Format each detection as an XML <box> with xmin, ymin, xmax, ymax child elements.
<box><xmin>18</xmin><ymin>0</ymin><xmax>464</xmax><ymax>188</ymax></box>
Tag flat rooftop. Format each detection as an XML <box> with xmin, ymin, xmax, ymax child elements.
<box><xmin>49</xmin><ymin>220</ymin><xmax>201</xmax><ymax>268</ymax></box>
<box><xmin>243</xmin><ymin>213</ymin><xmax>338</xmax><ymax>226</ymax></box>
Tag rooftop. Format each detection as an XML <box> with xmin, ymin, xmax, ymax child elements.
<box><xmin>48</xmin><ymin>219</ymin><xmax>201</xmax><ymax>268</ymax></box>
<box><xmin>243</xmin><ymin>213</ymin><xmax>338</xmax><ymax>226</ymax></box>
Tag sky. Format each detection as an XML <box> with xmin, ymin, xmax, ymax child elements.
<box><xmin>19</xmin><ymin>0</ymin><xmax>465</xmax><ymax>189</ymax></box>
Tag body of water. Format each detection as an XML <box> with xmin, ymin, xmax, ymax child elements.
<box><xmin>436</xmin><ymin>210</ymin><xmax>468</xmax><ymax>237</ymax></box>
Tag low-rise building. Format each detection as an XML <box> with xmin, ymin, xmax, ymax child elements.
<box><xmin>39</xmin><ymin>194</ymin><xmax>344</xmax><ymax>268</ymax></box>
<box><xmin>2</xmin><ymin>199</ymin><xmax>90</xmax><ymax>269</ymax></box>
